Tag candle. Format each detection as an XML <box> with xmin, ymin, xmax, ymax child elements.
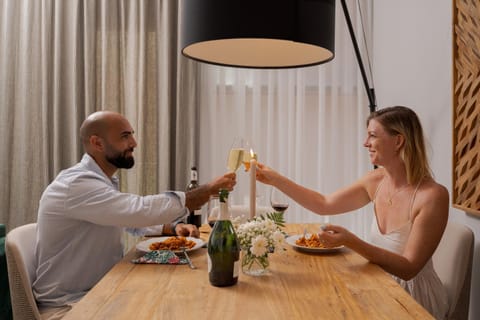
<box><xmin>249</xmin><ymin>151</ymin><xmax>257</xmax><ymax>219</ymax></box>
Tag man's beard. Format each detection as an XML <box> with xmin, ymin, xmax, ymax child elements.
<box><xmin>106</xmin><ymin>149</ymin><xmax>135</xmax><ymax>169</ymax></box>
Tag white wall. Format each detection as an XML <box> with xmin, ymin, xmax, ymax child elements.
<box><xmin>373</xmin><ymin>1</ymin><xmax>480</xmax><ymax>319</ymax></box>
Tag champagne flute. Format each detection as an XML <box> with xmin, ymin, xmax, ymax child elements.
<box><xmin>242</xmin><ymin>139</ymin><xmax>257</xmax><ymax>172</ymax></box>
<box><xmin>227</xmin><ymin>137</ymin><xmax>245</xmax><ymax>172</ymax></box>
<box><xmin>270</xmin><ymin>187</ymin><xmax>289</xmax><ymax>213</ymax></box>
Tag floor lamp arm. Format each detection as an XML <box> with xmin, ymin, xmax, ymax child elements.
<box><xmin>340</xmin><ymin>0</ymin><xmax>377</xmax><ymax>114</ymax></box>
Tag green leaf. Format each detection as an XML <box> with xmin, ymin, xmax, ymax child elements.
<box><xmin>259</xmin><ymin>211</ymin><xmax>285</xmax><ymax>227</ymax></box>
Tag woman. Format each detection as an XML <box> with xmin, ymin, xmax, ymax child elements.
<box><xmin>256</xmin><ymin>106</ymin><xmax>449</xmax><ymax>319</ymax></box>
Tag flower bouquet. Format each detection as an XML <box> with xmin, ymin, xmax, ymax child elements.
<box><xmin>233</xmin><ymin>212</ymin><xmax>286</xmax><ymax>276</ymax></box>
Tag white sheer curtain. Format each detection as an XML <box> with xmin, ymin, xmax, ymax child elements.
<box><xmin>197</xmin><ymin>1</ymin><xmax>374</xmax><ymax>238</ymax></box>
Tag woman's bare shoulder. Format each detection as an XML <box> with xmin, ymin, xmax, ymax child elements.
<box><xmin>414</xmin><ymin>179</ymin><xmax>449</xmax><ymax>219</ymax></box>
<box><xmin>360</xmin><ymin>167</ymin><xmax>385</xmax><ymax>197</ymax></box>
<box><xmin>419</xmin><ymin>179</ymin><xmax>449</xmax><ymax>200</ymax></box>
<box><xmin>362</xmin><ymin>167</ymin><xmax>385</xmax><ymax>184</ymax></box>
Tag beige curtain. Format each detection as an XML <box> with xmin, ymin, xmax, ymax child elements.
<box><xmin>0</xmin><ymin>0</ymin><xmax>197</xmax><ymax>232</ymax></box>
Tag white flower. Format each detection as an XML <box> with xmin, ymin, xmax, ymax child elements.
<box><xmin>235</xmin><ymin>215</ymin><xmax>286</xmax><ymax>258</ymax></box>
<box><xmin>273</xmin><ymin>230</ymin><xmax>287</xmax><ymax>253</ymax></box>
<box><xmin>264</xmin><ymin>218</ymin><xmax>276</xmax><ymax>230</ymax></box>
<box><xmin>273</xmin><ymin>230</ymin><xmax>285</xmax><ymax>246</ymax></box>
<box><xmin>250</xmin><ymin>235</ymin><xmax>268</xmax><ymax>257</ymax></box>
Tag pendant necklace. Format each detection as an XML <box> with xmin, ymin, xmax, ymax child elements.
<box><xmin>387</xmin><ymin>183</ymin><xmax>410</xmax><ymax>206</ymax></box>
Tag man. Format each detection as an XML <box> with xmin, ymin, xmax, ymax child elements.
<box><xmin>33</xmin><ymin>111</ymin><xmax>236</xmax><ymax>319</ymax></box>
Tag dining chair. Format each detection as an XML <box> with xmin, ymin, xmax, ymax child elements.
<box><xmin>432</xmin><ymin>221</ymin><xmax>474</xmax><ymax>320</ymax></box>
<box><xmin>1</xmin><ymin>223</ymin><xmax>13</xmax><ymax>320</ymax></box>
<box><xmin>5</xmin><ymin>223</ymin><xmax>42</xmax><ymax>320</ymax></box>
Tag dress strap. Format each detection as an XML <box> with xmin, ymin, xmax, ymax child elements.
<box><xmin>373</xmin><ymin>175</ymin><xmax>386</xmax><ymax>204</ymax></box>
<box><xmin>408</xmin><ymin>180</ymin><xmax>423</xmax><ymax>220</ymax></box>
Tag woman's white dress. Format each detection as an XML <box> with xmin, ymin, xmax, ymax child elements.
<box><xmin>369</xmin><ymin>180</ymin><xmax>449</xmax><ymax>320</ymax></box>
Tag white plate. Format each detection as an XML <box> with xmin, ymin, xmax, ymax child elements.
<box><xmin>136</xmin><ymin>237</ymin><xmax>205</xmax><ymax>253</ymax></box>
<box><xmin>286</xmin><ymin>234</ymin><xmax>344</xmax><ymax>253</ymax></box>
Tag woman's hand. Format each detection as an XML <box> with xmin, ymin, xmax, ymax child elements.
<box><xmin>318</xmin><ymin>224</ymin><xmax>356</xmax><ymax>248</ymax></box>
<box><xmin>255</xmin><ymin>162</ymin><xmax>281</xmax><ymax>185</ymax></box>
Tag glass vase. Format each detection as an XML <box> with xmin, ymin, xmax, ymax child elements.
<box><xmin>241</xmin><ymin>251</ymin><xmax>269</xmax><ymax>276</ymax></box>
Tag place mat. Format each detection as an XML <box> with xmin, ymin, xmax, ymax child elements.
<box><xmin>132</xmin><ymin>250</ymin><xmax>188</xmax><ymax>265</ymax></box>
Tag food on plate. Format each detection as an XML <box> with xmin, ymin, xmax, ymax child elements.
<box><xmin>295</xmin><ymin>233</ymin><xmax>328</xmax><ymax>248</ymax></box>
<box><xmin>148</xmin><ymin>236</ymin><xmax>196</xmax><ymax>251</ymax></box>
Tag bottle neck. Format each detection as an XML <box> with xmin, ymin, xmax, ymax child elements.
<box><xmin>219</xmin><ymin>201</ymin><xmax>229</xmax><ymax>220</ymax></box>
<box><xmin>190</xmin><ymin>170</ymin><xmax>198</xmax><ymax>182</ymax></box>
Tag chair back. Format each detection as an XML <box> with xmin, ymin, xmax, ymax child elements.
<box><xmin>432</xmin><ymin>221</ymin><xmax>474</xmax><ymax>320</ymax></box>
<box><xmin>5</xmin><ymin>223</ymin><xmax>41</xmax><ymax>320</ymax></box>
<box><xmin>1</xmin><ymin>224</ymin><xmax>13</xmax><ymax>319</ymax></box>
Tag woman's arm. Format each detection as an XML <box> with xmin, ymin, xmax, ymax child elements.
<box><xmin>320</xmin><ymin>182</ymin><xmax>449</xmax><ymax>280</ymax></box>
<box><xmin>256</xmin><ymin>163</ymin><xmax>379</xmax><ymax>215</ymax></box>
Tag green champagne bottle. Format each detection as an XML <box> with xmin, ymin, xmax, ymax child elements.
<box><xmin>207</xmin><ymin>189</ymin><xmax>240</xmax><ymax>287</ymax></box>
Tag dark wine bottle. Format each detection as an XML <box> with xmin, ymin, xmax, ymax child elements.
<box><xmin>207</xmin><ymin>189</ymin><xmax>240</xmax><ymax>287</ymax></box>
<box><xmin>186</xmin><ymin>166</ymin><xmax>202</xmax><ymax>227</ymax></box>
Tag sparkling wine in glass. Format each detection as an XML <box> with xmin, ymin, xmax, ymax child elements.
<box><xmin>227</xmin><ymin>138</ymin><xmax>245</xmax><ymax>172</ymax></box>
<box><xmin>242</xmin><ymin>140</ymin><xmax>257</xmax><ymax>172</ymax></box>
<box><xmin>270</xmin><ymin>187</ymin><xmax>289</xmax><ymax>213</ymax></box>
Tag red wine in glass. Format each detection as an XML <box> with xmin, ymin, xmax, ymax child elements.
<box><xmin>270</xmin><ymin>188</ymin><xmax>289</xmax><ymax>213</ymax></box>
<box><xmin>207</xmin><ymin>196</ymin><xmax>220</xmax><ymax>228</ymax></box>
<box><xmin>208</xmin><ymin>219</ymin><xmax>217</xmax><ymax>228</ymax></box>
<box><xmin>271</xmin><ymin>203</ymin><xmax>289</xmax><ymax>213</ymax></box>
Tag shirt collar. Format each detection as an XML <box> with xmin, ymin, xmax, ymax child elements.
<box><xmin>81</xmin><ymin>153</ymin><xmax>120</xmax><ymax>190</ymax></box>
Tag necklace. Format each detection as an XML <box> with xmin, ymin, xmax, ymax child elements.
<box><xmin>387</xmin><ymin>183</ymin><xmax>410</xmax><ymax>205</ymax></box>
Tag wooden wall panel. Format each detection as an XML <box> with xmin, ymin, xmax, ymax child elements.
<box><xmin>452</xmin><ymin>0</ymin><xmax>480</xmax><ymax>215</ymax></box>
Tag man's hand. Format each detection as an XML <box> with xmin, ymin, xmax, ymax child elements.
<box><xmin>185</xmin><ymin>172</ymin><xmax>237</xmax><ymax>211</ymax></box>
<box><xmin>207</xmin><ymin>172</ymin><xmax>237</xmax><ymax>195</ymax></box>
<box><xmin>175</xmin><ymin>223</ymin><xmax>200</xmax><ymax>238</ymax></box>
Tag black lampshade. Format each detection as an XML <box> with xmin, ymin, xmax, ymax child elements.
<box><xmin>181</xmin><ymin>0</ymin><xmax>336</xmax><ymax>69</ymax></box>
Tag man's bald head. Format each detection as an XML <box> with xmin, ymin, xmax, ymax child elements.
<box><xmin>79</xmin><ymin>111</ymin><xmax>137</xmax><ymax>176</ymax></box>
<box><xmin>79</xmin><ymin>111</ymin><xmax>125</xmax><ymax>149</ymax></box>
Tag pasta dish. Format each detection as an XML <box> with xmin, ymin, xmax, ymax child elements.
<box><xmin>148</xmin><ymin>236</ymin><xmax>196</xmax><ymax>251</ymax></box>
<box><xmin>295</xmin><ymin>234</ymin><xmax>328</xmax><ymax>248</ymax></box>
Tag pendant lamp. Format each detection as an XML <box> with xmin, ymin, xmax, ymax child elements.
<box><xmin>181</xmin><ymin>0</ymin><xmax>376</xmax><ymax>112</ymax></box>
<box><xmin>181</xmin><ymin>0</ymin><xmax>336</xmax><ymax>69</ymax></box>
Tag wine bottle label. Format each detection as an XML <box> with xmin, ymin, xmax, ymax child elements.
<box><xmin>190</xmin><ymin>169</ymin><xmax>198</xmax><ymax>182</ymax></box>
<box><xmin>233</xmin><ymin>259</ymin><xmax>240</xmax><ymax>278</ymax></box>
<box><xmin>219</xmin><ymin>202</ymin><xmax>229</xmax><ymax>220</ymax></box>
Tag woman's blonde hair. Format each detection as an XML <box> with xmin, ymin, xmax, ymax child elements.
<box><xmin>367</xmin><ymin>106</ymin><xmax>432</xmax><ymax>184</ymax></box>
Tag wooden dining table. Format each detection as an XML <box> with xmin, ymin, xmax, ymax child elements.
<box><xmin>63</xmin><ymin>223</ymin><xmax>433</xmax><ymax>320</ymax></box>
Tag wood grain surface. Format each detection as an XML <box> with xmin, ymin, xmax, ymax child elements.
<box><xmin>62</xmin><ymin>224</ymin><xmax>433</xmax><ymax>320</ymax></box>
